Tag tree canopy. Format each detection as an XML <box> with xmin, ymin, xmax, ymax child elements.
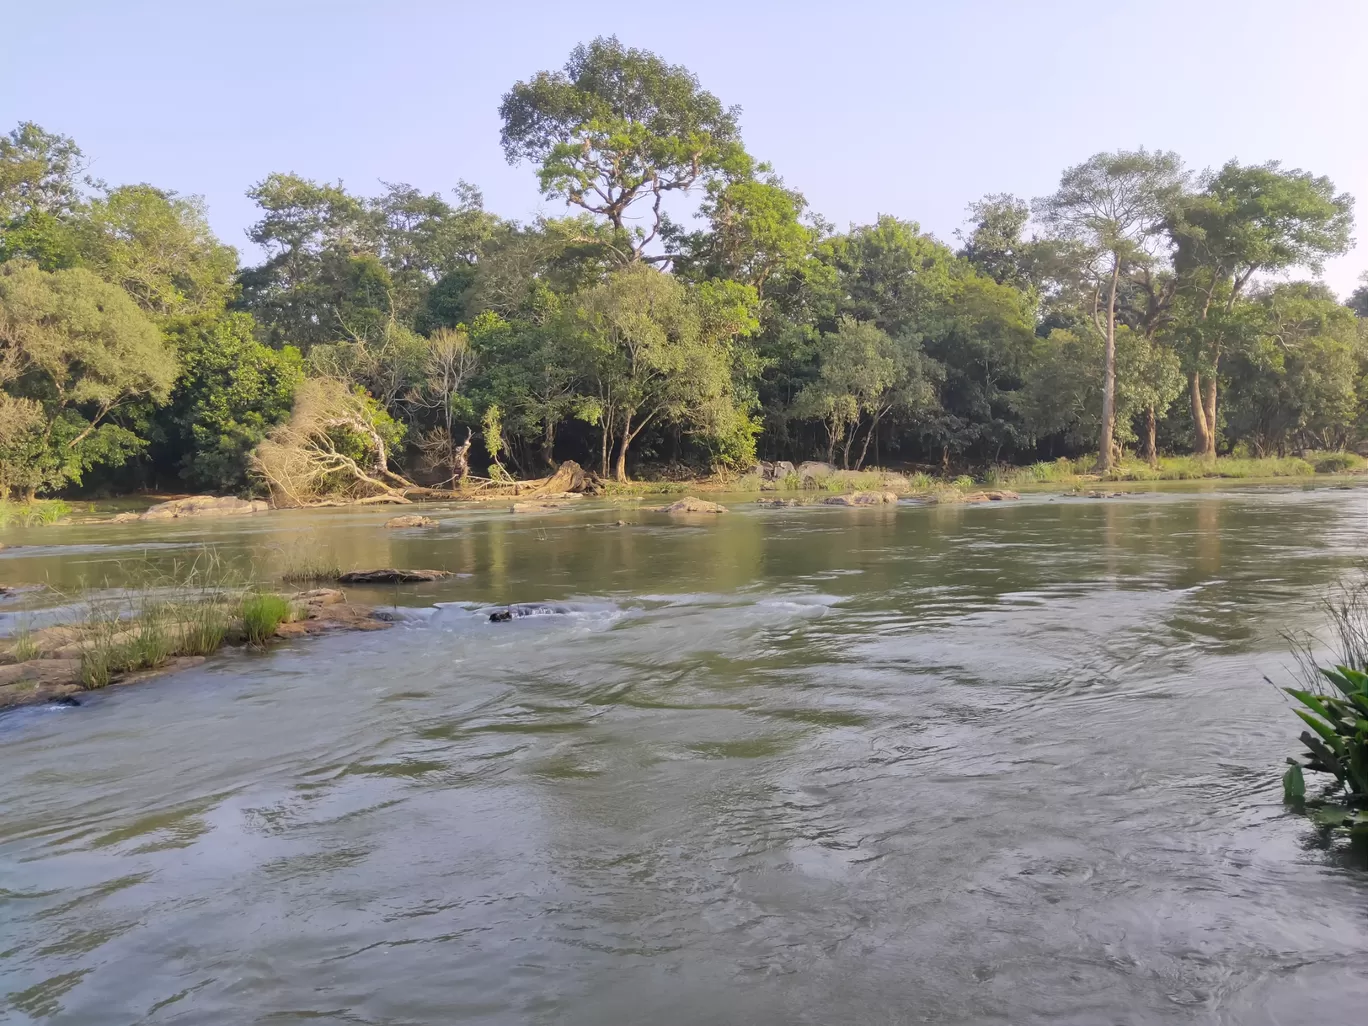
<box><xmin>0</xmin><ymin>39</ymin><xmax>1365</xmax><ymax>499</ymax></box>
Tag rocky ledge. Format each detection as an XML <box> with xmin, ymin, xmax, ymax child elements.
<box><xmin>651</xmin><ymin>497</ymin><xmax>729</xmax><ymax>514</ymax></box>
<box><xmin>0</xmin><ymin>588</ymin><xmax>392</xmax><ymax>712</ymax></box>
<box><xmin>108</xmin><ymin>496</ymin><xmax>270</xmax><ymax>522</ymax></box>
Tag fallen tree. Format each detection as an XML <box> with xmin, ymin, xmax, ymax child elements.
<box><xmin>251</xmin><ymin>377</ymin><xmax>417</xmax><ymax>507</ymax></box>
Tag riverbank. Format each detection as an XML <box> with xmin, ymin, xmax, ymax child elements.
<box><xmin>0</xmin><ymin>587</ymin><xmax>391</xmax><ymax>711</ymax></box>
<box><xmin>3</xmin><ymin>454</ymin><xmax>1364</xmax><ymax>528</ymax></box>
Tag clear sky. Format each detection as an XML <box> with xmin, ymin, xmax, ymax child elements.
<box><xmin>5</xmin><ymin>0</ymin><xmax>1366</xmax><ymax>296</ymax></box>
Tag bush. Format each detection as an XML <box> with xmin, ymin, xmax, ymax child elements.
<box><xmin>0</xmin><ymin>499</ymin><xmax>72</xmax><ymax>528</ymax></box>
<box><xmin>240</xmin><ymin>592</ymin><xmax>292</xmax><ymax>646</ymax></box>
<box><xmin>1312</xmin><ymin>451</ymin><xmax>1364</xmax><ymax>474</ymax></box>
<box><xmin>1283</xmin><ymin>580</ymin><xmax>1368</xmax><ymax>836</ymax></box>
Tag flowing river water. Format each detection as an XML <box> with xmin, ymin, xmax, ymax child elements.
<box><xmin>3</xmin><ymin>487</ymin><xmax>1368</xmax><ymax>1024</ymax></box>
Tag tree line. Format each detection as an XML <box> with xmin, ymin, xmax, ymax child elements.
<box><xmin>2</xmin><ymin>36</ymin><xmax>1365</xmax><ymax>500</ymax></box>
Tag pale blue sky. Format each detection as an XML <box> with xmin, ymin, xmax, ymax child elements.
<box><xmin>5</xmin><ymin>0</ymin><xmax>1366</xmax><ymax>296</ymax></box>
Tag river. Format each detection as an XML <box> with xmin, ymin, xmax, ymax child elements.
<box><xmin>2</xmin><ymin>487</ymin><xmax>1368</xmax><ymax>1024</ymax></box>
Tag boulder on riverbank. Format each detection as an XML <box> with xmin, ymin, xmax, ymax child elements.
<box><xmin>336</xmin><ymin>569</ymin><xmax>452</xmax><ymax>584</ymax></box>
<box><xmin>385</xmin><ymin>515</ymin><xmax>437</xmax><ymax>528</ymax></box>
<box><xmin>822</xmin><ymin>491</ymin><xmax>898</xmax><ymax>506</ymax></box>
<box><xmin>652</xmin><ymin>497</ymin><xmax>728</xmax><ymax>514</ymax></box>
<box><xmin>797</xmin><ymin>461</ymin><xmax>836</xmax><ymax>486</ymax></box>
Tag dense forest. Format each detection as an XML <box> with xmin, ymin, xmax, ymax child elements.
<box><xmin>1</xmin><ymin>36</ymin><xmax>1365</xmax><ymax>502</ymax></box>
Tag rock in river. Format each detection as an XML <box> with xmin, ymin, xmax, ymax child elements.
<box><xmin>489</xmin><ymin>603</ymin><xmax>572</xmax><ymax>622</ymax></box>
<box><xmin>137</xmin><ymin>496</ymin><xmax>270</xmax><ymax>520</ymax></box>
<box><xmin>384</xmin><ymin>515</ymin><xmax>437</xmax><ymax>528</ymax></box>
<box><xmin>336</xmin><ymin>568</ymin><xmax>452</xmax><ymax>584</ymax></box>
<box><xmin>822</xmin><ymin>491</ymin><xmax>898</xmax><ymax>506</ymax></box>
<box><xmin>652</xmin><ymin>497</ymin><xmax>728</xmax><ymax>514</ymax></box>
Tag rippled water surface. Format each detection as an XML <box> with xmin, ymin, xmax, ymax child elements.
<box><xmin>4</xmin><ymin>488</ymin><xmax>1368</xmax><ymax>1024</ymax></box>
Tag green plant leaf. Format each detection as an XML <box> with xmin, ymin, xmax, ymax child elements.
<box><xmin>1295</xmin><ymin>710</ymin><xmax>1346</xmax><ymax>752</ymax></box>
<box><xmin>1282</xmin><ymin>762</ymin><xmax>1305</xmax><ymax>803</ymax></box>
<box><xmin>1286</xmin><ymin>688</ymin><xmax>1340</xmax><ymax>724</ymax></box>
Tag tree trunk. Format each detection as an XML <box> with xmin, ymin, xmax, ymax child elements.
<box><xmin>615</xmin><ymin>411</ymin><xmax>632</xmax><ymax>483</ymax></box>
<box><xmin>600</xmin><ymin>410</ymin><xmax>613</xmax><ymax>478</ymax></box>
<box><xmin>540</xmin><ymin>419</ymin><xmax>556</xmax><ymax>469</ymax></box>
<box><xmin>841</xmin><ymin>420</ymin><xmax>857</xmax><ymax>470</ymax></box>
<box><xmin>1190</xmin><ymin>371</ymin><xmax>1211</xmax><ymax>457</ymax></box>
<box><xmin>854</xmin><ymin>419</ymin><xmax>877</xmax><ymax>471</ymax></box>
<box><xmin>1097</xmin><ymin>258</ymin><xmax>1120</xmax><ymax>472</ymax></box>
<box><xmin>825</xmin><ymin>420</ymin><xmax>838</xmax><ymax>465</ymax></box>
<box><xmin>1203</xmin><ymin>377</ymin><xmax>1218</xmax><ymax>457</ymax></box>
<box><xmin>1143</xmin><ymin>405</ymin><xmax>1157</xmax><ymax>467</ymax></box>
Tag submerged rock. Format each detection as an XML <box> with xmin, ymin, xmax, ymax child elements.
<box><xmin>758</xmin><ymin>498</ymin><xmax>802</xmax><ymax>508</ymax></box>
<box><xmin>511</xmin><ymin>497</ymin><xmax>583</xmax><ymax>513</ymax></box>
<box><xmin>489</xmin><ymin>603</ymin><xmax>572</xmax><ymax>622</ymax></box>
<box><xmin>336</xmin><ymin>569</ymin><xmax>452</xmax><ymax>584</ymax></box>
<box><xmin>385</xmin><ymin>515</ymin><xmax>437</xmax><ymax>528</ymax></box>
<box><xmin>955</xmin><ymin>490</ymin><xmax>1021</xmax><ymax>504</ymax></box>
<box><xmin>653</xmin><ymin>497</ymin><xmax>728</xmax><ymax>514</ymax></box>
<box><xmin>138</xmin><ymin>496</ymin><xmax>270</xmax><ymax>520</ymax></box>
<box><xmin>822</xmin><ymin>491</ymin><xmax>898</xmax><ymax>506</ymax></box>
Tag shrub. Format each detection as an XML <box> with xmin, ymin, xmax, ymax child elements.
<box><xmin>1282</xmin><ymin>666</ymin><xmax>1368</xmax><ymax>834</ymax></box>
<box><xmin>906</xmin><ymin>472</ymin><xmax>933</xmax><ymax>493</ymax></box>
<box><xmin>240</xmin><ymin>592</ymin><xmax>292</xmax><ymax>646</ymax></box>
<box><xmin>1283</xmin><ymin>580</ymin><xmax>1368</xmax><ymax>836</ymax></box>
<box><xmin>1312</xmin><ymin>452</ymin><xmax>1363</xmax><ymax>474</ymax></box>
<box><xmin>0</xmin><ymin>499</ymin><xmax>72</xmax><ymax>528</ymax></box>
<box><xmin>952</xmin><ymin>475</ymin><xmax>974</xmax><ymax>490</ymax></box>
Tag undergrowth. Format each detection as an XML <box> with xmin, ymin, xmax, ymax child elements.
<box><xmin>0</xmin><ymin>500</ymin><xmax>72</xmax><ymax>528</ymax></box>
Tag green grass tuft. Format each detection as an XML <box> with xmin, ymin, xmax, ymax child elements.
<box><xmin>240</xmin><ymin>592</ymin><xmax>293</xmax><ymax>646</ymax></box>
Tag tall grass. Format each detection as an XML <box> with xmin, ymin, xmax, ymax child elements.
<box><xmin>0</xmin><ymin>499</ymin><xmax>72</xmax><ymax>528</ymax></box>
<box><xmin>59</xmin><ymin>550</ymin><xmax>241</xmax><ymax>688</ymax></box>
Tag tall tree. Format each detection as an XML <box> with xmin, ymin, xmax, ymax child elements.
<box><xmin>1348</xmin><ymin>273</ymin><xmax>1368</xmax><ymax>318</ymax></box>
<box><xmin>80</xmin><ymin>184</ymin><xmax>238</xmax><ymax>317</ymax></box>
<box><xmin>499</xmin><ymin>36</ymin><xmax>750</xmax><ymax>263</ymax></box>
<box><xmin>1169</xmin><ymin>161</ymin><xmax>1354</xmax><ymax>456</ymax></box>
<box><xmin>0</xmin><ymin>262</ymin><xmax>176</xmax><ymax>497</ymax></box>
<box><xmin>1037</xmin><ymin>149</ymin><xmax>1187</xmax><ymax>470</ymax></box>
<box><xmin>957</xmin><ymin>194</ymin><xmax>1039</xmax><ymax>293</ymax></box>
<box><xmin>669</xmin><ymin>166</ymin><xmax>813</xmax><ymax>298</ymax></box>
<box><xmin>0</xmin><ymin>122</ymin><xmax>89</xmax><ymax>268</ymax></box>
<box><xmin>160</xmin><ymin>312</ymin><xmax>302</xmax><ymax>490</ymax></box>
<box><xmin>576</xmin><ymin>264</ymin><xmax>757</xmax><ymax>480</ymax></box>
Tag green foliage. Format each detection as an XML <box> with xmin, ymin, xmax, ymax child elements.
<box><xmin>499</xmin><ymin>36</ymin><xmax>748</xmax><ymax>261</ymax></box>
<box><xmin>239</xmin><ymin>592</ymin><xmax>292</xmax><ymax>646</ymax></box>
<box><xmin>79</xmin><ymin>185</ymin><xmax>238</xmax><ymax>317</ymax></box>
<box><xmin>0</xmin><ymin>498</ymin><xmax>70</xmax><ymax>526</ymax></box>
<box><xmin>161</xmin><ymin>312</ymin><xmax>302</xmax><ymax>490</ymax></box>
<box><xmin>576</xmin><ymin>263</ymin><xmax>759</xmax><ymax>480</ymax></box>
<box><xmin>0</xmin><ymin>122</ymin><xmax>87</xmax><ymax>268</ymax></box>
<box><xmin>1312</xmin><ymin>451</ymin><xmax>1364</xmax><ymax>474</ymax></box>
<box><xmin>0</xmin><ymin>261</ymin><xmax>175</xmax><ymax>496</ymax></box>
<box><xmin>1283</xmin><ymin>665</ymin><xmax>1368</xmax><ymax>835</ymax></box>
<box><xmin>2</xmin><ymin>94</ymin><xmax>1365</xmax><ymax>499</ymax></box>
